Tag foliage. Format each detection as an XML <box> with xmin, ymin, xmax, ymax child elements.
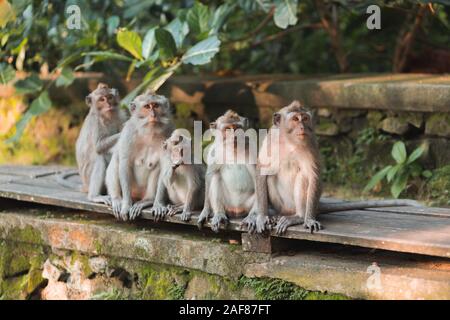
<box><xmin>364</xmin><ymin>141</ymin><xmax>431</xmax><ymax>198</ymax></box>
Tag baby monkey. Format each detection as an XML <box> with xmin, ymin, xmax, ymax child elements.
<box><xmin>57</xmin><ymin>83</ymin><xmax>127</xmax><ymax>203</ymax></box>
<box><xmin>150</xmin><ymin>129</ymin><xmax>205</xmax><ymax>221</ymax></box>
<box><xmin>105</xmin><ymin>90</ymin><xmax>174</xmax><ymax>221</ymax></box>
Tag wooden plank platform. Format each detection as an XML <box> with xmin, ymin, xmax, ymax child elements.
<box><xmin>0</xmin><ymin>165</ymin><xmax>450</xmax><ymax>258</ymax></box>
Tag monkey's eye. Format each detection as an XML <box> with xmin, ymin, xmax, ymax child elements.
<box><xmin>99</xmin><ymin>96</ymin><xmax>106</xmax><ymax>102</ymax></box>
<box><xmin>292</xmin><ymin>116</ymin><xmax>300</xmax><ymax>122</ymax></box>
<box><xmin>144</xmin><ymin>104</ymin><xmax>151</xmax><ymax>109</ymax></box>
<box><xmin>151</xmin><ymin>103</ymin><xmax>160</xmax><ymax>109</ymax></box>
<box><xmin>302</xmin><ymin>115</ymin><xmax>309</xmax><ymax>122</ymax></box>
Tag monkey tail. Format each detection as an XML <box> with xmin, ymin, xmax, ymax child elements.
<box><xmin>319</xmin><ymin>199</ymin><xmax>422</xmax><ymax>213</ymax></box>
<box><xmin>54</xmin><ymin>170</ymin><xmax>82</xmax><ymax>191</ymax></box>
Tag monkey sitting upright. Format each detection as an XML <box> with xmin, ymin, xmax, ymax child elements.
<box><xmin>150</xmin><ymin>129</ymin><xmax>205</xmax><ymax>221</ymax></box>
<box><xmin>105</xmin><ymin>90</ymin><xmax>174</xmax><ymax>221</ymax></box>
<box><xmin>197</xmin><ymin>110</ymin><xmax>258</xmax><ymax>232</ymax></box>
<box><xmin>58</xmin><ymin>83</ymin><xmax>128</xmax><ymax>204</ymax></box>
<box><xmin>245</xmin><ymin>100</ymin><xmax>421</xmax><ymax>235</ymax></box>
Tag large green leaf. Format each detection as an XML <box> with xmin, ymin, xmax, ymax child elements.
<box><xmin>363</xmin><ymin>165</ymin><xmax>391</xmax><ymax>193</ymax></box>
<box><xmin>407</xmin><ymin>146</ymin><xmax>425</xmax><ymax>164</ymax></box>
<box><xmin>237</xmin><ymin>0</ymin><xmax>272</xmax><ymax>12</ymax></box>
<box><xmin>155</xmin><ymin>28</ymin><xmax>177</xmax><ymax>60</ymax></box>
<box><xmin>181</xmin><ymin>36</ymin><xmax>221</xmax><ymax>65</ymax></box>
<box><xmin>14</xmin><ymin>74</ymin><xmax>43</xmax><ymax>94</ymax></box>
<box><xmin>274</xmin><ymin>0</ymin><xmax>298</xmax><ymax>29</ymax></box>
<box><xmin>391</xmin><ymin>141</ymin><xmax>407</xmax><ymax>164</ymax></box>
<box><xmin>8</xmin><ymin>91</ymin><xmax>52</xmax><ymax>143</ymax></box>
<box><xmin>142</xmin><ymin>27</ymin><xmax>157</xmax><ymax>59</ymax></box>
<box><xmin>165</xmin><ymin>18</ymin><xmax>189</xmax><ymax>49</ymax></box>
<box><xmin>386</xmin><ymin>164</ymin><xmax>401</xmax><ymax>183</ymax></box>
<box><xmin>0</xmin><ymin>63</ymin><xmax>15</xmax><ymax>84</ymax></box>
<box><xmin>56</xmin><ymin>67</ymin><xmax>75</xmax><ymax>87</ymax></box>
<box><xmin>117</xmin><ymin>29</ymin><xmax>143</xmax><ymax>60</ymax></box>
<box><xmin>186</xmin><ymin>1</ymin><xmax>210</xmax><ymax>35</ymax></box>
<box><xmin>390</xmin><ymin>172</ymin><xmax>409</xmax><ymax>198</ymax></box>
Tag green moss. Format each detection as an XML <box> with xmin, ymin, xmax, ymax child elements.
<box><xmin>238</xmin><ymin>277</ymin><xmax>349</xmax><ymax>300</ymax></box>
<box><xmin>3</xmin><ymin>226</ymin><xmax>44</xmax><ymax>245</ymax></box>
<box><xmin>70</xmin><ymin>251</ymin><xmax>93</xmax><ymax>277</ymax></box>
<box><xmin>425</xmin><ymin>165</ymin><xmax>450</xmax><ymax>206</ymax></box>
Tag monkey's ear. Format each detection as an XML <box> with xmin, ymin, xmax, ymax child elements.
<box><xmin>243</xmin><ymin>118</ymin><xmax>249</xmax><ymax>129</ymax></box>
<box><xmin>129</xmin><ymin>102</ymin><xmax>137</xmax><ymax>113</ymax></box>
<box><xmin>111</xmin><ymin>88</ymin><xmax>119</xmax><ymax>97</ymax></box>
<box><xmin>210</xmin><ymin>121</ymin><xmax>217</xmax><ymax>129</ymax></box>
<box><xmin>290</xmin><ymin>100</ymin><xmax>302</xmax><ymax>108</ymax></box>
<box><xmin>162</xmin><ymin>141</ymin><xmax>168</xmax><ymax>150</ymax></box>
<box><xmin>85</xmin><ymin>95</ymin><xmax>92</xmax><ymax>107</ymax></box>
<box><xmin>272</xmin><ymin>112</ymin><xmax>281</xmax><ymax>127</ymax></box>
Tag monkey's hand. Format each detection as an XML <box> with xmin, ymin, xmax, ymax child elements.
<box><xmin>119</xmin><ymin>200</ymin><xmax>132</xmax><ymax>221</ymax></box>
<box><xmin>111</xmin><ymin>198</ymin><xmax>122</xmax><ymax>220</ymax></box>
<box><xmin>197</xmin><ymin>207</ymin><xmax>211</xmax><ymax>229</ymax></box>
<box><xmin>180</xmin><ymin>210</ymin><xmax>192</xmax><ymax>222</ymax></box>
<box><xmin>129</xmin><ymin>200</ymin><xmax>151</xmax><ymax>221</ymax></box>
<box><xmin>150</xmin><ymin>204</ymin><xmax>168</xmax><ymax>222</ymax></box>
<box><xmin>210</xmin><ymin>212</ymin><xmax>229</xmax><ymax>233</ymax></box>
<box><xmin>275</xmin><ymin>215</ymin><xmax>302</xmax><ymax>235</ymax></box>
<box><xmin>90</xmin><ymin>195</ymin><xmax>112</xmax><ymax>206</ymax></box>
<box><xmin>241</xmin><ymin>213</ymin><xmax>271</xmax><ymax>234</ymax></box>
<box><xmin>304</xmin><ymin>218</ymin><xmax>322</xmax><ymax>234</ymax></box>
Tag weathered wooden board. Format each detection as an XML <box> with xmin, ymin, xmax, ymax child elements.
<box><xmin>1</xmin><ymin>165</ymin><xmax>450</xmax><ymax>258</ymax></box>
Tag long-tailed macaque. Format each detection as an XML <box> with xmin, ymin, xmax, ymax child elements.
<box><xmin>197</xmin><ymin>110</ymin><xmax>258</xmax><ymax>232</ymax></box>
<box><xmin>246</xmin><ymin>100</ymin><xmax>421</xmax><ymax>235</ymax></box>
<box><xmin>105</xmin><ymin>91</ymin><xmax>174</xmax><ymax>221</ymax></box>
<box><xmin>57</xmin><ymin>83</ymin><xmax>127</xmax><ymax>203</ymax></box>
<box><xmin>150</xmin><ymin>129</ymin><xmax>205</xmax><ymax>221</ymax></box>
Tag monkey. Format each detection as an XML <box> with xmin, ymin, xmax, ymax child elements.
<box><xmin>197</xmin><ymin>110</ymin><xmax>258</xmax><ymax>233</ymax></box>
<box><xmin>150</xmin><ymin>129</ymin><xmax>205</xmax><ymax>222</ymax></box>
<box><xmin>56</xmin><ymin>83</ymin><xmax>128</xmax><ymax>204</ymax></box>
<box><xmin>105</xmin><ymin>90</ymin><xmax>174</xmax><ymax>221</ymax></box>
<box><xmin>242</xmin><ymin>100</ymin><xmax>422</xmax><ymax>235</ymax></box>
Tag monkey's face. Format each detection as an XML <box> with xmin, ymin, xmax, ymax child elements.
<box><xmin>163</xmin><ymin>131</ymin><xmax>191</xmax><ymax>167</ymax></box>
<box><xmin>86</xmin><ymin>83</ymin><xmax>119</xmax><ymax>118</ymax></box>
<box><xmin>130</xmin><ymin>94</ymin><xmax>170</xmax><ymax>126</ymax></box>
<box><xmin>285</xmin><ymin>111</ymin><xmax>313</xmax><ymax>140</ymax></box>
<box><xmin>212</xmin><ymin>111</ymin><xmax>249</xmax><ymax>148</ymax></box>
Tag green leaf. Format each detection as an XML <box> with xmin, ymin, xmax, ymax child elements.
<box><xmin>363</xmin><ymin>165</ymin><xmax>391</xmax><ymax>193</ymax></box>
<box><xmin>186</xmin><ymin>1</ymin><xmax>210</xmax><ymax>35</ymax></box>
<box><xmin>407</xmin><ymin>146</ymin><xmax>425</xmax><ymax>164</ymax></box>
<box><xmin>155</xmin><ymin>28</ymin><xmax>177</xmax><ymax>60</ymax></box>
<box><xmin>117</xmin><ymin>29</ymin><xmax>143</xmax><ymax>60</ymax></box>
<box><xmin>106</xmin><ymin>16</ymin><xmax>120</xmax><ymax>36</ymax></box>
<box><xmin>391</xmin><ymin>141</ymin><xmax>407</xmax><ymax>164</ymax></box>
<box><xmin>181</xmin><ymin>36</ymin><xmax>221</xmax><ymax>65</ymax></box>
<box><xmin>386</xmin><ymin>164</ymin><xmax>401</xmax><ymax>183</ymax></box>
<box><xmin>142</xmin><ymin>27</ymin><xmax>157</xmax><ymax>59</ymax></box>
<box><xmin>0</xmin><ymin>0</ymin><xmax>15</xmax><ymax>28</ymax></box>
<box><xmin>165</xmin><ymin>18</ymin><xmax>189</xmax><ymax>49</ymax></box>
<box><xmin>55</xmin><ymin>67</ymin><xmax>75</xmax><ymax>87</ymax></box>
<box><xmin>8</xmin><ymin>91</ymin><xmax>52</xmax><ymax>143</ymax></box>
<box><xmin>237</xmin><ymin>0</ymin><xmax>271</xmax><ymax>12</ymax></box>
<box><xmin>82</xmin><ymin>51</ymin><xmax>133</xmax><ymax>62</ymax></box>
<box><xmin>422</xmin><ymin>170</ymin><xmax>433</xmax><ymax>179</ymax></box>
<box><xmin>14</xmin><ymin>74</ymin><xmax>43</xmax><ymax>94</ymax></box>
<box><xmin>391</xmin><ymin>172</ymin><xmax>409</xmax><ymax>198</ymax></box>
<box><xmin>274</xmin><ymin>0</ymin><xmax>298</xmax><ymax>29</ymax></box>
<box><xmin>121</xmin><ymin>68</ymin><xmax>160</xmax><ymax>107</ymax></box>
<box><xmin>209</xmin><ymin>3</ymin><xmax>235</xmax><ymax>35</ymax></box>
<box><xmin>0</xmin><ymin>63</ymin><xmax>15</xmax><ymax>85</ymax></box>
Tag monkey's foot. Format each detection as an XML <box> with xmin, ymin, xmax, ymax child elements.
<box><xmin>304</xmin><ymin>218</ymin><xmax>322</xmax><ymax>234</ymax></box>
<box><xmin>275</xmin><ymin>215</ymin><xmax>302</xmax><ymax>235</ymax></box>
<box><xmin>241</xmin><ymin>213</ymin><xmax>271</xmax><ymax>234</ymax></box>
<box><xmin>90</xmin><ymin>195</ymin><xmax>112</xmax><ymax>206</ymax></box>
<box><xmin>129</xmin><ymin>201</ymin><xmax>151</xmax><ymax>220</ymax></box>
<box><xmin>151</xmin><ymin>205</ymin><xmax>168</xmax><ymax>222</ymax></box>
<box><xmin>111</xmin><ymin>199</ymin><xmax>122</xmax><ymax>220</ymax></box>
<box><xmin>180</xmin><ymin>211</ymin><xmax>192</xmax><ymax>221</ymax></box>
<box><xmin>119</xmin><ymin>201</ymin><xmax>132</xmax><ymax>221</ymax></box>
<box><xmin>197</xmin><ymin>208</ymin><xmax>211</xmax><ymax>229</ymax></box>
<box><xmin>167</xmin><ymin>204</ymin><xmax>183</xmax><ymax>217</ymax></box>
<box><xmin>210</xmin><ymin>213</ymin><xmax>229</xmax><ymax>233</ymax></box>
